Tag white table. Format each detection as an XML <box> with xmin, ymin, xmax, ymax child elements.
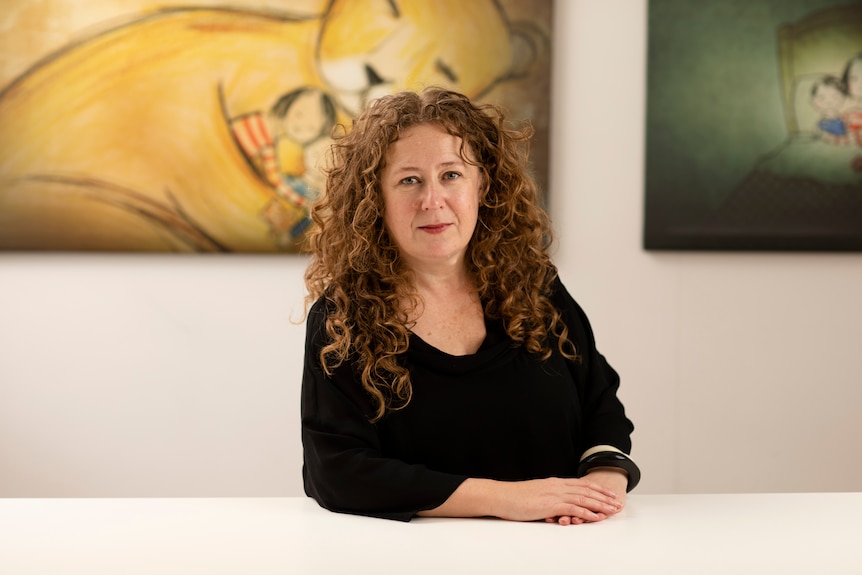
<box><xmin>1</xmin><ymin>493</ymin><xmax>859</xmax><ymax>574</ymax></box>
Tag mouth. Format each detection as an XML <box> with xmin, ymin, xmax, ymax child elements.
<box><xmin>418</xmin><ymin>223</ymin><xmax>451</xmax><ymax>234</ymax></box>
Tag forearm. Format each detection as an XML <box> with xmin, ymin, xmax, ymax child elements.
<box><xmin>416</xmin><ymin>478</ymin><xmax>499</xmax><ymax>518</ymax></box>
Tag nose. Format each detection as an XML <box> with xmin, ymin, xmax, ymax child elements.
<box><xmin>420</xmin><ymin>180</ymin><xmax>445</xmax><ymax>211</ymax></box>
<box><xmin>365</xmin><ymin>65</ymin><xmax>385</xmax><ymax>87</ymax></box>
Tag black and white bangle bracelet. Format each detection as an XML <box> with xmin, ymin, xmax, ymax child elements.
<box><xmin>577</xmin><ymin>451</ymin><xmax>641</xmax><ymax>492</ymax></box>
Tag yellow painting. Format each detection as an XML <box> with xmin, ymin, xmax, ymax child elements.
<box><xmin>0</xmin><ymin>0</ymin><xmax>552</xmax><ymax>253</ymax></box>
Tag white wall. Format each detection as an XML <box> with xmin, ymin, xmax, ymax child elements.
<box><xmin>0</xmin><ymin>256</ymin><xmax>309</xmax><ymax>496</ymax></box>
<box><xmin>1</xmin><ymin>0</ymin><xmax>860</xmax><ymax>497</ymax></box>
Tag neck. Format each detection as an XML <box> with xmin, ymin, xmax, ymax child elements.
<box><xmin>410</xmin><ymin>264</ymin><xmax>473</xmax><ymax>298</ymax></box>
<box><xmin>264</xmin><ymin>112</ymin><xmax>281</xmax><ymax>138</ymax></box>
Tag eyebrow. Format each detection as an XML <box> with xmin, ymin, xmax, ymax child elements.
<box><xmin>386</xmin><ymin>0</ymin><xmax>400</xmax><ymax>18</ymax></box>
<box><xmin>389</xmin><ymin>160</ymin><xmax>465</xmax><ymax>174</ymax></box>
<box><xmin>436</xmin><ymin>59</ymin><xmax>458</xmax><ymax>83</ymax></box>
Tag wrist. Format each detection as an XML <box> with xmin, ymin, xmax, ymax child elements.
<box><xmin>578</xmin><ymin>450</ymin><xmax>641</xmax><ymax>492</ymax></box>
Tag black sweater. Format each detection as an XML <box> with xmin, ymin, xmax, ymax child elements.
<box><xmin>301</xmin><ymin>279</ymin><xmax>635</xmax><ymax>521</ymax></box>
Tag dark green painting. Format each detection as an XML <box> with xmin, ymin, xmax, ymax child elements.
<box><xmin>644</xmin><ymin>0</ymin><xmax>862</xmax><ymax>251</ymax></box>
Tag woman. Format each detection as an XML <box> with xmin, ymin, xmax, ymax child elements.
<box><xmin>301</xmin><ymin>87</ymin><xmax>639</xmax><ymax>523</ymax></box>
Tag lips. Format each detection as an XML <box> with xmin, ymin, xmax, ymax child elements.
<box><xmin>418</xmin><ymin>223</ymin><xmax>450</xmax><ymax>234</ymax></box>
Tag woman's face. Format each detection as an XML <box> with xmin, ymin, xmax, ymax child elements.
<box><xmin>380</xmin><ymin>123</ymin><xmax>481</xmax><ymax>272</ymax></box>
<box><xmin>283</xmin><ymin>91</ymin><xmax>327</xmax><ymax>144</ymax></box>
<box><xmin>813</xmin><ymin>83</ymin><xmax>844</xmax><ymax>113</ymax></box>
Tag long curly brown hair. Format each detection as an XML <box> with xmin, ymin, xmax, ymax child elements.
<box><xmin>304</xmin><ymin>87</ymin><xmax>576</xmax><ymax>422</ymax></box>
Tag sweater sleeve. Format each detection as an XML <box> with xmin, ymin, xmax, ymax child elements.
<box><xmin>553</xmin><ymin>280</ymin><xmax>636</xmax><ymax>461</ymax></box>
<box><xmin>300</xmin><ymin>299</ymin><xmax>467</xmax><ymax>521</ymax></box>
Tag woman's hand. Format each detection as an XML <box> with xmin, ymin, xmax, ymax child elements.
<box><xmin>585</xmin><ymin>468</ymin><xmax>628</xmax><ymax>508</ymax></box>
<box><xmin>545</xmin><ymin>468</ymin><xmax>629</xmax><ymax>525</ymax></box>
<box><xmin>419</xmin><ymin>476</ymin><xmax>622</xmax><ymax>524</ymax></box>
<box><xmin>500</xmin><ymin>477</ymin><xmax>623</xmax><ymax>525</ymax></box>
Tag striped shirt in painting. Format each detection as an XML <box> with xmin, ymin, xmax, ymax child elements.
<box><xmin>231</xmin><ymin>113</ymin><xmax>307</xmax><ymax>207</ymax></box>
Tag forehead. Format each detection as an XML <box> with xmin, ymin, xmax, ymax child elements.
<box><xmin>387</xmin><ymin>124</ymin><xmax>466</xmax><ymax>157</ymax></box>
<box><xmin>291</xmin><ymin>91</ymin><xmax>321</xmax><ymax>106</ymax></box>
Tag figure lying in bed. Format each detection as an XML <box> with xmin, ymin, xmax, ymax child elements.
<box><xmin>811</xmin><ymin>76</ymin><xmax>850</xmax><ymax>145</ymax></box>
<box><xmin>810</xmin><ymin>54</ymin><xmax>862</xmax><ymax>153</ymax></box>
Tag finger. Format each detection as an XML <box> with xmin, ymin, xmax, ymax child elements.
<box><xmin>546</xmin><ymin>516</ymin><xmax>582</xmax><ymax>525</ymax></box>
<box><xmin>559</xmin><ymin>504</ymin><xmax>609</xmax><ymax>523</ymax></box>
<box><xmin>574</xmin><ymin>479</ymin><xmax>620</xmax><ymax>499</ymax></box>
<box><xmin>563</xmin><ymin>492</ymin><xmax>622</xmax><ymax>516</ymax></box>
<box><xmin>548</xmin><ymin>515</ymin><xmax>587</xmax><ymax>525</ymax></box>
<box><xmin>560</xmin><ymin>516</ymin><xmax>587</xmax><ymax>525</ymax></box>
<box><xmin>579</xmin><ymin>484</ymin><xmax>625</xmax><ymax>509</ymax></box>
<box><xmin>560</xmin><ymin>480</ymin><xmax>620</xmax><ymax>506</ymax></box>
<box><xmin>583</xmin><ymin>491</ymin><xmax>623</xmax><ymax>511</ymax></box>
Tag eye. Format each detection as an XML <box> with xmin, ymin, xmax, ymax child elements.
<box><xmin>400</xmin><ymin>176</ymin><xmax>420</xmax><ymax>185</ymax></box>
<box><xmin>443</xmin><ymin>171</ymin><xmax>460</xmax><ymax>180</ymax></box>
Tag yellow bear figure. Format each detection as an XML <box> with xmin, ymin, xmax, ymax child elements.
<box><xmin>0</xmin><ymin>0</ymin><xmax>542</xmax><ymax>252</ymax></box>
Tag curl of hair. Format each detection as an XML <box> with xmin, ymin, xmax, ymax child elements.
<box><xmin>304</xmin><ymin>87</ymin><xmax>577</xmax><ymax>422</ymax></box>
